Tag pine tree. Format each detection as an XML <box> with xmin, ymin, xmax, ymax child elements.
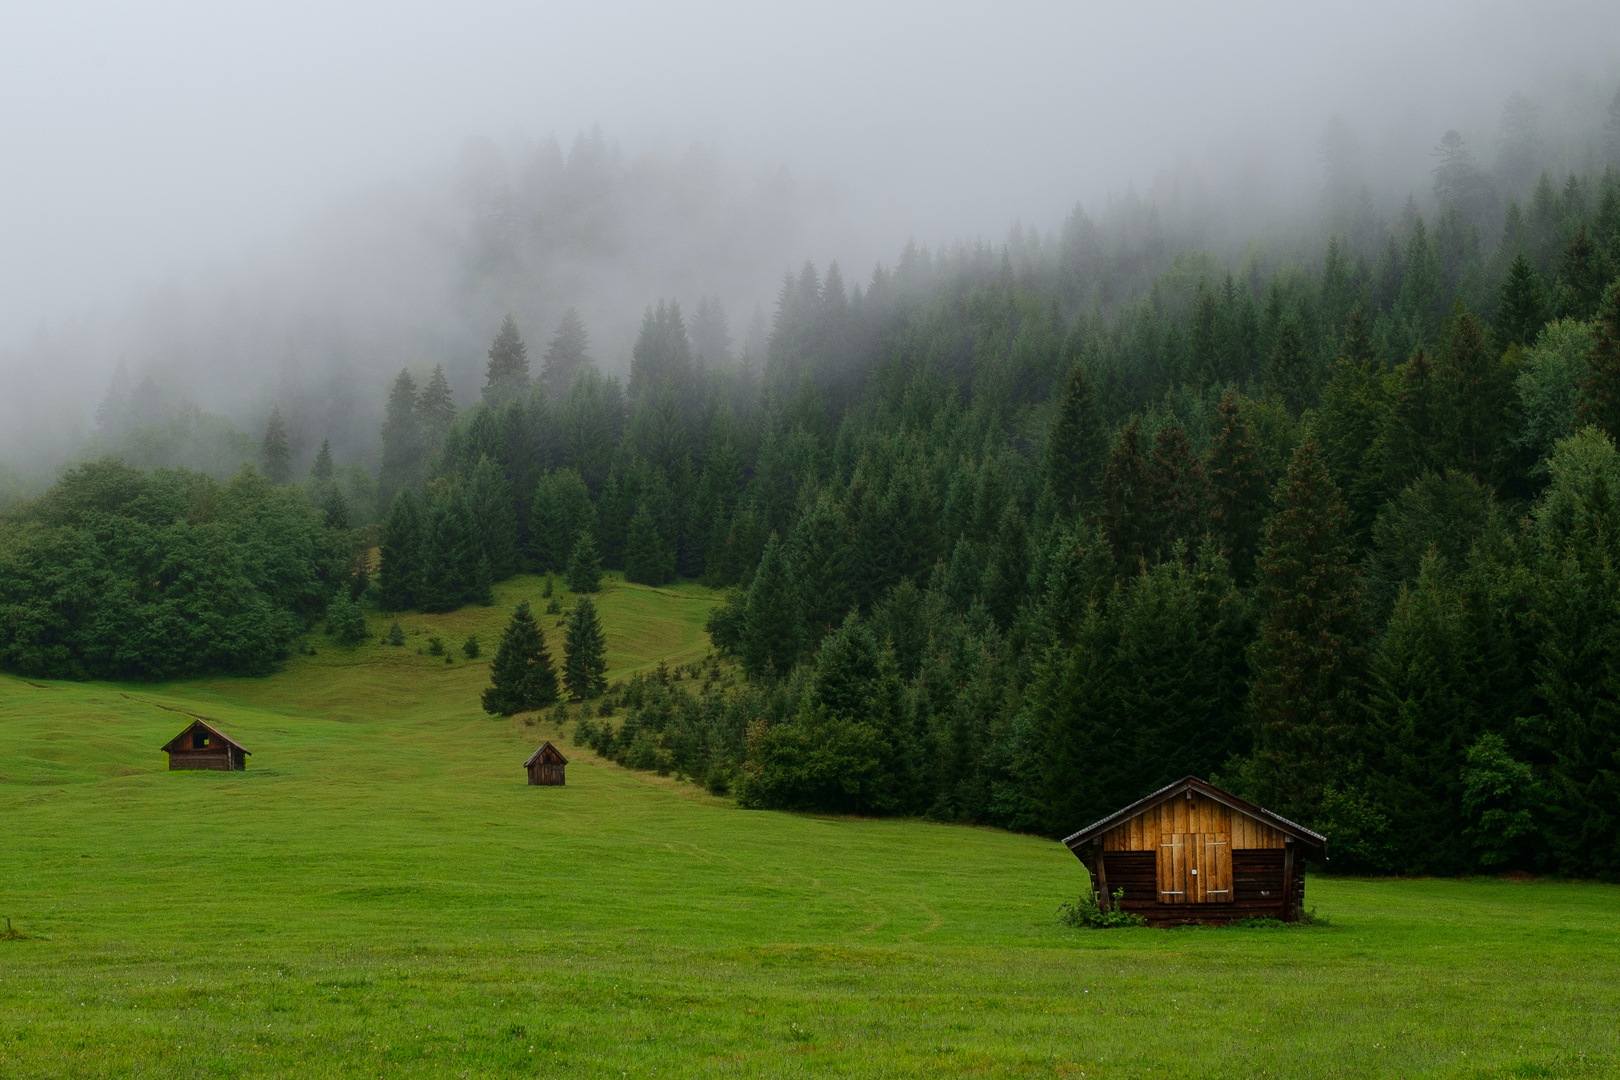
<box><xmin>1379</xmin><ymin>349</ymin><xmax>1445</xmax><ymax>498</ymax></box>
<box><xmin>261</xmin><ymin>406</ymin><xmax>291</xmax><ymax>484</ymax></box>
<box><xmin>1578</xmin><ymin>280</ymin><xmax>1620</xmax><ymax>440</ymax></box>
<box><xmin>529</xmin><ymin>468</ymin><xmax>597</xmax><ymax>572</ymax></box>
<box><xmin>418</xmin><ymin>365</ymin><xmax>457</xmax><ymax>455</ymax></box>
<box><xmin>623</xmin><ymin>503</ymin><xmax>672</xmax><ymax>585</ymax></box>
<box><xmin>1551</xmin><ymin>225</ymin><xmax>1615</xmax><ymax>322</ymax></box>
<box><xmin>310</xmin><ymin>438</ymin><xmax>335</xmax><ymax>482</ymax></box>
<box><xmin>1043</xmin><ymin>358</ymin><xmax>1109</xmax><ymax>518</ymax></box>
<box><xmin>1436</xmin><ymin>306</ymin><xmax>1512</xmax><ymax>482</ymax></box>
<box><xmin>541</xmin><ymin>308</ymin><xmax>591</xmax><ymax>397</ymax></box>
<box><xmin>418</xmin><ymin>496</ymin><xmax>477</xmax><ymax>613</ymax></box>
<box><xmin>565</xmin><ymin>530</ymin><xmax>603</xmax><ymax>593</ymax></box>
<box><xmin>563</xmin><ymin>595</ymin><xmax>608</xmax><ymax>700</ymax></box>
<box><xmin>1315</xmin><ymin>310</ymin><xmax>1389</xmax><ymax>548</ymax></box>
<box><xmin>1266</xmin><ymin>317</ymin><xmax>1315</xmax><ymax>415</ymax></box>
<box><xmin>1096</xmin><ymin>419</ymin><xmax>1152</xmax><ymax>575</ymax></box>
<box><xmin>1244</xmin><ymin>438</ymin><xmax>1368</xmax><ymax>820</ymax></box>
<box><xmin>482</xmin><ymin>314</ymin><xmax>531</xmax><ymax>407</ymax></box>
<box><xmin>1204</xmin><ymin>392</ymin><xmax>1271</xmax><ymax>583</ymax></box>
<box><xmin>1145</xmin><ymin>421</ymin><xmax>1206</xmax><ymax>559</ymax></box>
<box><xmin>741</xmin><ymin>533</ymin><xmax>801</xmax><ymax>678</ymax></box>
<box><xmin>1493</xmin><ymin>253</ymin><xmax>1550</xmax><ymax>352</ymax></box>
<box><xmin>480</xmin><ymin>600</ymin><xmax>559</xmax><ymax>715</ymax></box>
<box><xmin>377</xmin><ymin>489</ymin><xmax>424</xmax><ymax>611</ymax></box>
<box><xmin>463</xmin><ymin>456</ymin><xmax>519</xmax><ymax>581</ymax></box>
<box><xmin>378</xmin><ymin>370</ymin><xmax>423</xmax><ymax>511</ymax></box>
<box><xmin>320</xmin><ymin>483</ymin><xmax>351</xmax><ymax>530</ymax></box>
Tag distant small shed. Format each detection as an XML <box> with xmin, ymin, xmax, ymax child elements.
<box><xmin>525</xmin><ymin>741</ymin><xmax>568</xmax><ymax>786</ymax></box>
<box><xmin>1062</xmin><ymin>776</ymin><xmax>1325</xmax><ymax>925</ymax></box>
<box><xmin>161</xmin><ymin>719</ymin><xmax>250</xmax><ymax>771</ymax></box>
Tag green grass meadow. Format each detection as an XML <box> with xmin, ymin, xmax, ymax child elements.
<box><xmin>1</xmin><ymin>573</ymin><xmax>1617</xmax><ymax>1078</ymax></box>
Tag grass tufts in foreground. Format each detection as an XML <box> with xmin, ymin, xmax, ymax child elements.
<box><xmin>1</xmin><ymin>574</ymin><xmax>1617</xmax><ymax>1077</ymax></box>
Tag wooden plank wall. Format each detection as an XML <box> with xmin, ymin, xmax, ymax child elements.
<box><xmin>1102</xmin><ymin>794</ymin><xmax>1285</xmax><ymax>851</ymax></box>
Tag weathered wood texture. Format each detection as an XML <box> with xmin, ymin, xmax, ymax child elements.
<box><xmin>161</xmin><ymin>720</ymin><xmax>248</xmax><ymax>772</ymax></box>
<box><xmin>1074</xmin><ymin>781</ymin><xmax>1319</xmax><ymax>925</ymax></box>
<box><xmin>525</xmin><ymin>741</ymin><xmax>568</xmax><ymax>786</ymax></box>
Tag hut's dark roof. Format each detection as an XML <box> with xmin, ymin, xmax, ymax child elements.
<box><xmin>1061</xmin><ymin>775</ymin><xmax>1326</xmax><ymax>852</ymax></box>
<box><xmin>160</xmin><ymin>717</ymin><xmax>251</xmax><ymax>755</ymax></box>
<box><xmin>524</xmin><ymin>741</ymin><xmax>568</xmax><ymax>768</ymax></box>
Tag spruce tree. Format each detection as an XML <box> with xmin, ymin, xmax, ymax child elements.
<box><xmin>1552</xmin><ymin>225</ymin><xmax>1615</xmax><ymax>322</ymax></box>
<box><xmin>1244</xmin><ymin>438</ymin><xmax>1368</xmax><ymax>820</ymax></box>
<box><xmin>418</xmin><ymin>496</ymin><xmax>477</xmax><ymax>613</ymax></box>
<box><xmin>320</xmin><ymin>483</ymin><xmax>351</xmax><ymax>531</ymax></box>
<box><xmin>741</xmin><ymin>533</ymin><xmax>801</xmax><ymax>678</ymax></box>
<box><xmin>1436</xmin><ymin>306</ymin><xmax>1512</xmax><ymax>483</ymax></box>
<box><xmin>1266</xmin><ymin>317</ymin><xmax>1315</xmax><ymax>415</ymax></box>
<box><xmin>1379</xmin><ymin>349</ymin><xmax>1445</xmax><ymax>498</ymax></box>
<box><xmin>529</xmin><ymin>468</ymin><xmax>597</xmax><ymax>572</ymax></box>
<box><xmin>1145</xmin><ymin>421</ymin><xmax>1206</xmax><ymax>559</ymax></box>
<box><xmin>623</xmin><ymin>503</ymin><xmax>672</xmax><ymax>585</ymax></box>
<box><xmin>310</xmin><ymin>438</ymin><xmax>335</xmax><ymax>482</ymax></box>
<box><xmin>325</xmin><ymin>592</ymin><xmax>368</xmax><ymax>646</ymax></box>
<box><xmin>261</xmin><ymin>406</ymin><xmax>291</xmax><ymax>484</ymax></box>
<box><xmin>1096</xmin><ymin>418</ymin><xmax>1152</xmax><ymax>575</ymax></box>
<box><xmin>1493</xmin><ymin>253</ymin><xmax>1550</xmax><ymax>352</ymax></box>
<box><xmin>1043</xmin><ymin>358</ymin><xmax>1109</xmax><ymax>517</ymax></box>
<box><xmin>378</xmin><ymin>369</ymin><xmax>423</xmax><ymax>511</ymax></box>
<box><xmin>482</xmin><ymin>314</ymin><xmax>531</xmax><ymax>407</ymax></box>
<box><xmin>417</xmin><ymin>365</ymin><xmax>457</xmax><ymax>456</ymax></box>
<box><xmin>541</xmin><ymin>308</ymin><xmax>591</xmax><ymax>397</ymax></box>
<box><xmin>565</xmin><ymin>530</ymin><xmax>603</xmax><ymax>593</ymax></box>
<box><xmin>481</xmin><ymin>600</ymin><xmax>559</xmax><ymax>715</ymax></box>
<box><xmin>563</xmin><ymin>595</ymin><xmax>608</xmax><ymax>700</ymax></box>
<box><xmin>377</xmin><ymin>489</ymin><xmax>424</xmax><ymax>611</ymax></box>
<box><xmin>1315</xmin><ymin>309</ymin><xmax>1389</xmax><ymax>549</ymax></box>
<box><xmin>1577</xmin><ymin>280</ymin><xmax>1620</xmax><ymax>440</ymax></box>
<box><xmin>463</xmin><ymin>455</ymin><xmax>519</xmax><ymax>580</ymax></box>
<box><xmin>1204</xmin><ymin>391</ymin><xmax>1271</xmax><ymax>584</ymax></box>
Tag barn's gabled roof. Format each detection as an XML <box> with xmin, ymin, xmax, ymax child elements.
<box><xmin>524</xmin><ymin>741</ymin><xmax>569</xmax><ymax>768</ymax></box>
<box><xmin>1061</xmin><ymin>775</ymin><xmax>1326</xmax><ymax>852</ymax></box>
<box><xmin>160</xmin><ymin>717</ymin><xmax>251</xmax><ymax>755</ymax></box>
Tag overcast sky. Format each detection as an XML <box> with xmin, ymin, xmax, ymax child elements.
<box><xmin>2</xmin><ymin>0</ymin><xmax>1618</xmax><ymax>346</ymax></box>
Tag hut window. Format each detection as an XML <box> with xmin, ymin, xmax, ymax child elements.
<box><xmin>192</xmin><ymin>731</ymin><xmax>210</xmax><ymax>749</ymax></box>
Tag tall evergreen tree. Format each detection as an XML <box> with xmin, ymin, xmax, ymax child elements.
<box><xmin>562</xmin><ymin>595</ymin><xmax>608</xmax><ymax>700</ymax></box>
<box><xmin>1145</xmin><ymin>421</ymin><xmax>1206</xmax><ymax>558</ymax></box>
<box><xmin>623</xmin><ymin>502</ymin><xmax>674</xmax><ymax>585</ymax></box>
<box><xmin>418</xmin><ymin>494</ymin><xmax>477</xmax><ymax>613</ymax></box>
<box><xmin>310</xmin><ymin>438</ymin><xmax>335</xmax><ymax>482</ymax></box>
<box><xmin>1577</xmin><ymin>281</ymin><xmax>1620</xmax><ymax>440</ymax></box>
<box><xmin>482</xmin><ymin>314</ymin><xmax>531</xmax><ymax>407</ymax></box>
<box><xmin>1379</xmin><ymin>349</ymin><xmax>1446</xmax><ymax>498</ymax></box>
<box><xmin>565</xmin><ymin>530</ymin><xmax>603</xmax><ymax>593</ymax></box>
<box><xmin>1551</xmin><ymin>225</ymin><xmax>1615</xmax><ymax>322</ymax></box>
<box><xmin>1316</xmin><ymin>309</ymin><xmax>1389</xmax><ymax>547</ymax></box>
<box><xmin>541</xmin><ymin>308</ymin><xmax>591</xmax><ymax>397</ymax></box>
<box><xmin>1096</xmin><ymin>419</ymin><xmax>1152</xmax><ymax>575</ymax></box>
<box><xmin>1043</xmin><ymin>358</ymin><xmax>1109</xmax><ymax>518</ymax></box>
<box><xmin>418</xmin><ymin>365</ymin><xmax>457</xmax><ymax>455</ymax></box>
<box><xmin>480</xmin><ymin>600</ymin><xmax>559</xmax><ymax>715</ymax></box>
<box><xmin>1493</xmin><ymin>253</ymin><xmax>1550</xmax><ymax>352</ymax></box>
<box><xmin>529</xmin><ymin>468</ymin><xmax>598</xmax><ymax>572</ymax></box>
<box><xmin>1266</xmin><ymin>316</ymin><xmax>1315</xmax><ymax>415</ymax></box>
<box><xmin>261</xmin><ymin>406</ymin><xmax>291</xmax><ymax>484</ymax></box>
<box><xmin>1435</xmin><ymin>307</ymin><xmax>1512</xmax><ymax>482</ymax></box>
<box><xmin>377</xmin><ymin>488</ymin><xmax>424</xmax><ymax>611</ymax></box>
<box><xmin>378</xmin><ymin>370</ymin><xmax>423</xmax><ymax>511</ymax></box>
<box><xmin>1205</xmin><ymin>392</ymin><xmax>1271</xmax><ymax>583</ymax></box>
<box><xmin>1244</xmin><ymin>438</ymin><xmax>1368</xmax><ymax>821</ymax></box>
<box><xmin>741</xmin><ymin>533</ymin><xmax>801</xmax><ymax>678</ymax></box>
<box><xmin>463</xmin><ymin>455</ymin><xmax>520</xmax><ymax>581</ymax></box>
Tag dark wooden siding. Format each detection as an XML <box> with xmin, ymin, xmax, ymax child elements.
<box><xmin>1102</xmin><ymin>847</ymin><xmax>1304</xmax><ymax>925</ymax></box>
<box><xmin>527</xmin><ymin>763</ymin><xmax>566</xmax><ymax>786</ymax></box>
<box><xmin>168</xmin><ymin>748</ymin><xmax>240</xmax><ymax>771</ymax></box>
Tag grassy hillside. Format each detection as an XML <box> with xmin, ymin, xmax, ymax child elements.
<box><xmin>1</xmin><ymin>573</ymin><xmax>1617</xmax><ymax>1078</ymax></box>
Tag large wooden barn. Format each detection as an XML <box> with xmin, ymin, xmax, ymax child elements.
<box><xmin>524</xmin><ymin>741</ymin><xmax>568</xmax><ymax>786</ymax></box>
<box><xmin>161</xmin><ymin>719</ymin><xmax>250</xmax><ymax>771</ymax></box>
<box><xmin>1063</xmin><ymin>776</ymin><xmax>1326</xmax><ymax>925</ymax></box>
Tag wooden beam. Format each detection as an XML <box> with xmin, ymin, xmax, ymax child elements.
<box><xmin>1093</xmin><ymin>839</ymin><xmax>1110</xmax><ymax>911</ymax></box>
<box><xmin>1281</xmin><ymin>838</ymin><xmax>1296</xmax><ymax>922</ymax></box>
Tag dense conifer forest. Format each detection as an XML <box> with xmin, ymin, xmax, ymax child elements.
<box><xmin>7</xmin><ymin>93</ymin><xmax>1620</xmax><ymax>878</ymax></box>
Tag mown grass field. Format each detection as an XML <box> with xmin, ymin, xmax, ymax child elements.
<box><xmin>1</xmin><ymin>572</ymin><xmax>1617</xmax><ymax>1078</ymax></box>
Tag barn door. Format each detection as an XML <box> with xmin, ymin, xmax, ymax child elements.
<box><xmin>1191</xmin><ymin>834</ymin><xmax>1232</xmax><ymax>903</ymax></box>
<box><xmin>1157</xmin><ymin>835</ymin><xmax>1188</xmax><ymax>903</ymax></box>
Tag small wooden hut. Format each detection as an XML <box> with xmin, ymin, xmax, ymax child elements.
<box><xmin>161</xmin><ymin>719</ymin><xmax>250</xmax><ymax>771</ymax></box>
<box><xmin>1062</xmin><ymin>776</ymin><xmax>1325</xmax><ymax>925</ymax></box>
<box><xmin>524</xmin><ymin>741</ymin><xmax>568</xmax><ymax>786</ymax></box>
